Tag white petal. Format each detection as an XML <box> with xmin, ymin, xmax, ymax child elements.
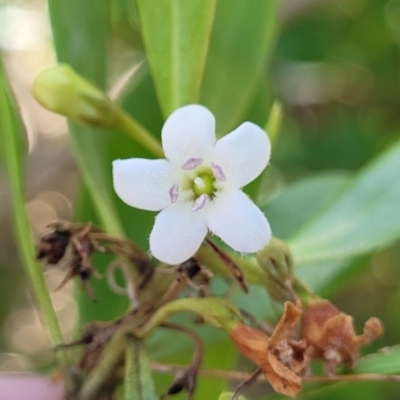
<box><xmin>162</xmin><ymin>104</ymin><xmax>216</xmax><ymax>164</ymax></box>
<box><xmin>113</xmin><ymin>158</ymin><xmax>172</xmax><ymax>211</ymax></box>
<box><xmin>212</xmin><ymin>122</ymin><xmax>271</xmax><ymax>189</ymax></box>
<box><xmin>150</xmin><ymin>204</ymin><xmax>208</xmax><ymax>264</ymax></box>
<box><xmin>207</xmin><ymin>190</ymin><xmax>271</xmax><ymax>253</ymax></box>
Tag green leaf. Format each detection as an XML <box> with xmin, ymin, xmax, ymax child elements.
<box><xmin>47</xmin><ymin>0</ymin><xmax>130</xmax><ymax>324</ymax></box>
<box><xmin>201</xmin><ymin>0</ymin><xmax>279</xmax><ymax>134</ymax></box>
<box><xmin>356</xmin><ymin>345</ymin><xmax>400</xmax><ymax>374</ymax></box>
<box><xmin>289</xmin><ymin>141</ymin><xmax>400</xmax><ymax>264</ymax></box>
<box><xmin>0</xmin><ymin>60</ymin><xmax>65</xmax><ymax>352</ymax></box>
<box><xmin>262</xmin><ymin>171</ymin><xmax>351</xmax><ymax>239</ymax></box>
<box><xmin>296</xmin><ymin>256</ymin><xmax>370</xmax><ymax>295</ymax></box>
<box><xmin>125</xmin><ymin>337</ymin><xmax>158</xmax><ymax>400</ymax></box>
<box><xmin>282</xmin><ymin>141</ymin><xmax>400</xmax><ymax>293</ymax></box>
<box><xmin>135</xmin><ymin>0</ymin><xmax>216</xmax><ymax>116</ymax></box>
<box><xmin>48</xmin><ymin>0</ymin><xmax>109</xmax><ymax>83</ymax></box>
<box><xmin>47</xmin><ymin>0</ymin><xmax>124</xmax><ymax>237</ymax></box>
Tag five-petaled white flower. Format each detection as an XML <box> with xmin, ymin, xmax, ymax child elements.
<box><xmin>112</xmin><ymin>104</ymin><xmax>272</xmax><ymax>264</ymax></box>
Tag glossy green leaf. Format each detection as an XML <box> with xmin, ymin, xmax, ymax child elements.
<box><xmin>201</xmin><ymin>0</ymin><xmax>279</xmax><ymax>134</ymax></box>
<box><xmin>356</xmin><ymin>345</ymin><xmax>400</xmax><ymax>374</ymax></box>
<box><xmin>289</xmin><ymin>141</ymin><xmax>400</xmax><ymax>265</ymax></box>
<box><xmin>135</xmin><ymin>0</ymin><xmax>216</xmax><ymax>116</ymax></box>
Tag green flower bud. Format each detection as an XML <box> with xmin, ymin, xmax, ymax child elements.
<box><xmin>256</xmin><ymin>237</ymin><xmax>294</xmax><ymax>302</ymax></box>
<box><xmin>256</xmin><ymin>238</ymin><xmax>316</xmax><ymax>303</ymax></box>
<box><xmin>33</xmin><ymin>64</ymin><xmax>118</xmax><ymax>127</ymax></box>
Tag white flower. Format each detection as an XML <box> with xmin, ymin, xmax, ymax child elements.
<box><xmin>113</xmin><ymin>104</ymin><xmax>272</xmax><ymax>264</ymax></box>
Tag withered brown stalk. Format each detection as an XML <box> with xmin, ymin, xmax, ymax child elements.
<box><xmin>151</xmin><ymin>361</ymin><xmax>400</xmax><ymax>384</ymax></box>
<box><xmin>160</xmin><ymin>323</ymin><xmax>204</xmax><ymax>399</ymax></box>
<box><xmin>232</xmin><ymin>368</ymin><xmax>262</xmax><ymax>400</ymax></box>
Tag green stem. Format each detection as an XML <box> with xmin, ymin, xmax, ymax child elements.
<box><xmin>125</xmin><ymin>335</ymin><xmax>158</xmax><ymax>400</ymax></box>
<box><xmin>135</xmin><ymin>298</ymin><xmax>242</xmax><ymax>338</ymax></box>
<box><xmin>78</xmin><ymin>329</ymin><xmax>125</xmax><ymax>400</ymax></box>
<box><xmin>11</xmin><ymin>181</ymin><xmax>68</xmax><ymax>363</ymax></box>
<box><xmin>195</xmin><ymin>242</ymin><xmax>269</xmax><ymax>287</ymax></box>
<box><xmin>0</xmin><ymin>63</ymin><xmax>67</xmax><ymax>363</ymax></box>
<box><xmin>115</xmin><ymin>108</ymin><xmax>164</xmax><ymax>158</ymax></box>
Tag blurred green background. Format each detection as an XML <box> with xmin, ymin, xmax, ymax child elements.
<box><xmin>1</xmin><ymin>0</ymin><xmax>400</xmax><ymax>399</ymax></box>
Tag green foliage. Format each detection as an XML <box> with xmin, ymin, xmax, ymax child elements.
<box><xmin>136</xmin><ymin>0</ymin><xmax>216</xmax><ymax>116</ymax></box>
<box><xmin>201</xmin><ymin>0</ymin><xmax>280</xmax><ymax>133</ymax></box>
<box><xmin>356</xmin><ymin>345</ymin><xmax>400</xmax><ymax>375</ymax></box>
<box><xmin>2</xmin><ymin>0</ymin><xmax>400</xmax><ymax>398</ymax></box>
<box><xmin>0</xmin><ymin>60</ymin><xmax>65</xmax><ymax>352</ymax></box>
<box><xmin>289</xmin><ymin>141</ymin><xmax>400</xmax><ymax>264</ymax></box>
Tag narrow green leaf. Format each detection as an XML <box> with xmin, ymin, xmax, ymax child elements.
<box><xmin>47</xmin><ymin>0</ymin><xmax>124</xmax><ymax>236</ymax></box>
<box><xmin>125</xmin><ymin>336</ymin><xmax>158</xmax><ymax>400</ymax></box>
<box><xmin>201</xmin><ymin>0</ymin><xmax>280</xmax><ymax>134</ymax></box>
<box><xmin>135</xmin><ymin>0</ymin><xmax>216</xmax><ymax>116</ymax></box>
<box><xmin>46</xmin><ymin>0</ymin><xmax>131</xmax><ymax>328</ymax></box>
<box><xmin>262</xmin><ymin>171</ymin><xmax>351</xmax><ymax>240</ymax></box>
<box><xmin>297</xmin><ymin>256</ymin><xmax>370</xmax><ymax>295</ymax></box>
<box><xmin>289</xmin><ymin>141</ymin><xmax>400</xmax><ymax>265</ymax></box>
<box><xmin>0</xmin><ymin>60</ymin><xmax>65</xmax><ymax>352</ymax></box>
<box><xmin>356</xmin><ymin>345</ymin><xmax>400</xmax><ymax>374</ymax></box>
<box><xmin>48</xmin><ymin>0</ymin><xmax>109</xmax><ymax>84</ymax></box>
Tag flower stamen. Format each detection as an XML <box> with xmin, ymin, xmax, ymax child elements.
<box><xmin>181</xmin><ymin>157</ymin><xmax>203</xmax><ymax>170</ymax></box>
<box><xmin>169</xmin><ymin>184</ymin><xmax>179</xmax><ymax>203</ymax></box>
<box><xmin>194</xmin><ymin>177</ymin><xmax>206</xmax><ymax>191</ymax></box>
<box><xmin>191</xmin><ymin>193</ymin><xmax>210</xmax><ymax>211</ymax></box>
<box><xmin>211</xmin><ymin>162</ymin><xmax>226</xmax><ymax>182</ymax></box>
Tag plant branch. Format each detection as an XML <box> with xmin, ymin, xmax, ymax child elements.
<box><xmin>151</xmin><ymin>362</ymin><xmax>400</xmax><ymax>383</ymax></box>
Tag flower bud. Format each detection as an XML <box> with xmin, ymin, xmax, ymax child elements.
<box><xmin>256</xmin><ymin>237</ymin><xmax>295</xmax><ymax>302</ymax></box>
<box><xmin>33</xmin><ymin>64</ymin><xmax>118</xmax><ymax>127</ymax></box>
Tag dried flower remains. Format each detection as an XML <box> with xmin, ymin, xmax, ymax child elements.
<box><xmin>230</xmin><ymin>300</ymin><xmax>383</xmax><ymax>397</ymax></box>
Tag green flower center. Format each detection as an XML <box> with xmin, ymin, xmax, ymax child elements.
<box><xmin>192</xmin><ymin>172</ymin><xmax>215</xmax><ymax>198</ymax></box>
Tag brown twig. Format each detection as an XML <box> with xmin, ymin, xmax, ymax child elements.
<box><xmin>159</xmin><ymin>323</ymin><xmax>204</xmax><ymax>399</ymax></box>
<box><xmin>151</xmin><ymin>361</ymin><xmax>400</xmax><ymax>383</ymax></box>
<box><xmin>232</xmin><ymin>368</ymin><xmax>262</xmax><ymax>400</ymax></box>
<box><xmin>205</xmin><ymin>239</ymin><xmax>248</xmax><ymax>293</ymax></box>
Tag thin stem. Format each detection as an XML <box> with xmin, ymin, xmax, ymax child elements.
<box><xmin>125</xmin><ymin>334</ymin><xmax>158</xmax><ymax>400</ymax></box>
<box><xmin>195</xmin><ymin>241</ymin><xmax>269</xmax><ymax>288</ymax></box>
<box><xmin>160</xmin><ymin>323</ymin><xmax>204</xmax><ymax>399</ymax></box>
<box><xmin>11</xmin><ymin>183</ymin><xmax>68</xmax><ymax>363</ymax></box>
<box><xmin>115</xmin><ymin>108</ymin><xmax>164</xmax><ymax>158</ymax></box>
<box><xmin>0</xmin><ymin>62</ymin><xmax>67</xmax><ymax>364</ymax></box>
<box><xmin>79</xmin><ymin>328</ymin><xmax>126</xmax><ymax>400</ymax></box>
<box><xmin>232</xmin><ymin>368</ymin><xmax>262</xmax><ymax>400</ymax></box>
<box><xmin>303</xmin><ymin>374</ymin><xmax>400</xmax><ymax>383</ymax></box>
<box><xmin>133</xmin><ymin>298</ymin><xmax>241</xmax><ymax>338</ymax></box>
<box><xmin>151</xmin><ymin>362</ymin><xmax>400</xmax><ymax>383</ymax></box>
<box><xmin>161</xmin><ymin>322</ymin><xmax>204</xmax><ymax>367</ymax></box>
